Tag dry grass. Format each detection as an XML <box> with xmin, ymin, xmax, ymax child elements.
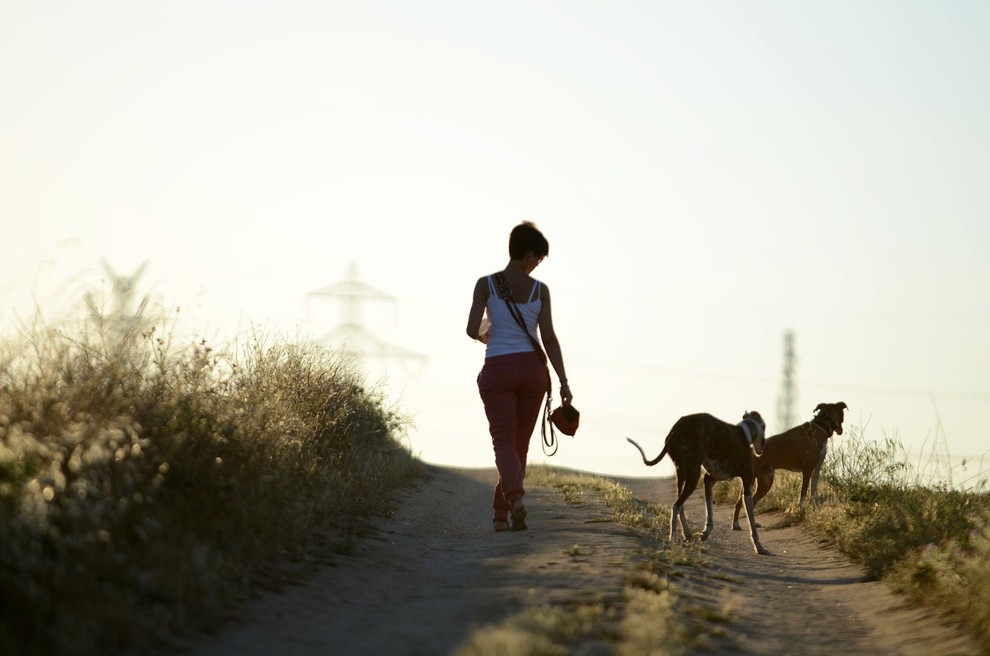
<box><xmin>800</xmin><ymin>426</ymin><xmax>990</xmax><ymax>647</ymax></box>
<box><xmin>712</xmin><ymin>424</ymin><xmax>990</xmax><ymax>649</ymax></box>
<box><xmin>0</xmin><ymin>313</ymin><xmax>423</xmax><ymax>655</ymax></box>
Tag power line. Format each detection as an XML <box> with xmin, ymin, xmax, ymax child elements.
<box><xmin>574</xmin><ymin>357</ymin><xmax>990</xmax><ymax>401</ymax></box>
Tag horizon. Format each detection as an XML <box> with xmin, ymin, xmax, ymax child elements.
<box><xmin>2</xmin><ymin>2</ymin><xmax>988</xmax><ymax>484</ymax></box>
<box><xmin>3</xmin><ymin>249</ymin><xmax>986</xmax><ymax>489</ymax></box>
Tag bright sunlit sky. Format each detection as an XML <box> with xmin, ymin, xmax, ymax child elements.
<box><xmin>3</xmin><ymin>2</ymin><xmax>989</xmax><ymax>483</ymax></box>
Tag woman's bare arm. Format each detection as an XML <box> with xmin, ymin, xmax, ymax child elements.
<box><xmin>466</xmin><ymin>277</ymin><xmax>489</xmax><ymax>343</ymax></box>
<box><xmin>537</xmin><ymin>284</ymin><xmax>572</xmax><ymax>404</ymax></box>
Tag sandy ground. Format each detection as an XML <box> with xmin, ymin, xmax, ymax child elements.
<box><xmin>161</xmin><ymin>464</ymin><xmax>984</xmax><ymax>656</ymax></box>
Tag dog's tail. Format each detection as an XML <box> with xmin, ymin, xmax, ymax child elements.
<box><xmin>626</xmin><ymin>437</ymin><xmax>668</xmax><ymax>467</ymax></box>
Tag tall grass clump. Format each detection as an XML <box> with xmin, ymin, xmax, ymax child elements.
<box><xmin>0</xmin><ymin>315</ymin><xmax>422</xmax><ymax>655</ymax></box>
<box><xmin>805</xmin><ymin>426</ymin><xmax>990</xmax><ymax>646</ymax></box>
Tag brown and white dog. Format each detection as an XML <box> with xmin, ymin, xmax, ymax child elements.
<box><xmin>732</xmin><ymin>402</ymin><xmax>847</xmax><ymax>531</ymax></box>
<box><xmin>628</xmin><ymin>411</ymin><xmax>770</xmax><ymax>555</ymax></box>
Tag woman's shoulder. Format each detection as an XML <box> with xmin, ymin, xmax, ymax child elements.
<box><xmin>474</xmin><ymin>274</ymin><xmax>497</xmax><ymax>295</ymax></box>
<box><xmin>535</xmin><ymin>278</ymin><xmax>551</xmax><ymax>303</ymax></box>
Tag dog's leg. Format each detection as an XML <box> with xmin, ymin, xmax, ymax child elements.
<box><xmin>748</xmin><ymin>468</ymin><xmax>772</xmax><ymax>529</ymax></box>
<box><xmin>668</xmin><ymin>505</ymin><xmax>681</xmax><ymax>544</ymax></box>
<box><xmin>671</xmin><ymin>466</ymin><xmax>699</xmax><ymax>542</ymax></box>
<box><xmin>809</xmin><ymin>443</ymin><xmax>827</xmax><ymax>500</ymax></box>
<box><xmin>737</xmin><ymin>469</ymin><xmax>771</xmax><ymax>530</ymax></box>
<box><xmin>732</xmin><ymin>485</ymin><xmax>744</xmax><ymax>531</ymax></box>
<box><xmin>669</xmin><ymin>504</ymin><xmax>694</xmax><ymax>544</ymax></box>
<box><xmin>732</xmin><ymin>489</ymin><xmax>749</xmax><ymax>530</ymax></box>
<box><xmin>669</xmin><ymin>501</ymin><xmax>693</xmax><ymax>544</ymax></box>
<box><xmin>742</xmin><ymin>483</ymin><xmax>770</xmax><ymax>555</ymax></box>
<box><xmin>701</xmin><ymin>474</ymin><xmax>716</xmax><ymax>540</ymax></box>
<box><xmin>669</xmin><ymin>473</ymin><xmax>684</xmax><ymax>544</ymax></box>
<box><xmin>677</xmin><ymin>505</ymin><xmax>692</xmax><ymax>542</ymax></box>
<box><xmin>799</xmin><ymin>470</ymin><xmax>812</xmax><ymax>505</ymax></box>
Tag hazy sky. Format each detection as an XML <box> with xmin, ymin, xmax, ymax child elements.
<box><xmin>3</xmin><ymin>2</ymin><xmax>988</xmax><ymax>483</ymax></box>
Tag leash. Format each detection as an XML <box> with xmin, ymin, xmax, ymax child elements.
<box><xmin>492</xmin><ymin>272</ymin><xmax>558</xmax><ymax>457</ymax></box>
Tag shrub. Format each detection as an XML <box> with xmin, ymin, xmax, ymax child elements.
<box><xmin>0</xmin><ymin>317</ymin><xmax>422</xmax><ymax>655</ymax></box>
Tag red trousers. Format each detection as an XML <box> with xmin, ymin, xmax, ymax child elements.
<box><xmin>477</xmin><ymin>351</ymin><xmax>548</xmax><ymax>517</ymax></box>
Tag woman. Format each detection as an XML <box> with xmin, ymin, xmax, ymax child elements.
<box><xmin>465</xmin><ymin>221</ymin><xmax>573</xmax><ymax>532</ymax></box>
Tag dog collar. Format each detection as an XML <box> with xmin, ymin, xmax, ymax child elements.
<box><xmin>810</xmin><ymin>415</ymin><xmax>833</xmax><ymax>436</ymax></box>
<box><xmin>738</xmin><ymin>420</ymin><xmax>755</xmax><ymax>445</ymax></box>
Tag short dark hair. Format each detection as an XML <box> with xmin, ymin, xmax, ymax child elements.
<box><xmin>508</xmin><ymin>221</ymin><xmax>549</xmax><ymax>260</ymax></box>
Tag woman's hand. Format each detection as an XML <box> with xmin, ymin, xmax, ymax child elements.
<box><xmin>560</xmin><ymin>382</ymin><xmax>573</xmax><ymax>406</ymax></box>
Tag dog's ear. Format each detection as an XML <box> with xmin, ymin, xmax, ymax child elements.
<box><xmin>814</xmin><ymin>403</ymin><xmax>825</xmax><ymax>414</ymax></box>
<box><xmin>838</xmin><ymin>402</ymin><xmax>847</xmax><ymax>410</ymax></box>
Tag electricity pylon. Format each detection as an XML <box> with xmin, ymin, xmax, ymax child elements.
<box><xmin>85</xmin><ymin>259</ymin><xmax>151</xmax><ymax>341</ymax></box>
<box><xmin>307</xmin><ymin>262</ymin><xmax>427</xmax><ymax>377</ymax></box>
<box><xmin>777</xmin><ymin>329</ymin><xmax>797</xmax><ymax>433</ymax></box>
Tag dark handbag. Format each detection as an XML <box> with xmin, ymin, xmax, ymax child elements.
<box><xmin>492</xmin><ymin>272</ymin><xmax>578</xmax><ymax>454</ymax></box>
<box><xmin>550</xmin><ymin>404</ymin><xmax>580</xmax><ymax>436</ymax></box>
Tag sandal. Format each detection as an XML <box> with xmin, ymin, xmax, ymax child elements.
<box><xmin>493</xmin><ymin>518</ymin><xmax>510</xmax><ymax>532</ymax></box>
<box><xmin>510</xmin><ymin>499</ymin><xmax>527</xmax><ymax>532</ymax></box>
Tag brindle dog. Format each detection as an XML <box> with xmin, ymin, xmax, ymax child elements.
<box><xmin>628</xmin><ymin>411</ymin><xmax>769</xmax><ymax>555</ymax></box>
<box><xmin>732</xmin><ymin>402</ymin><xmax>847</xmax><ymax>531</ymax></box>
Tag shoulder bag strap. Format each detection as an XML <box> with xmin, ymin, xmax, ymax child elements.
<box><xmin>493</xmin><ymin>272</ymin><xmax>558</xmax><ymax>456</ymax></box>
<box><xmin>493</xmin><ymin>273</ymin><xmax>544</xmax><ymax>357</ymax></box>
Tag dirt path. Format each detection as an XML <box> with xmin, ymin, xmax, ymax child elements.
<box><xmin>621</xmin><ymin>476</ymin><xmax>982</xmax><ymax>656</ymax></box>
<box><xmin>163</xmin><ymin>465</ymin><xmax>983</xmax><ymax>655</ymax></box>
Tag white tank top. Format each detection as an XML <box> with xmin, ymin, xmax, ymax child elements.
<box><xmin>485</xmin><ymin>275</ymin><xmax>543</xmax><ymax>358</ymax></box>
